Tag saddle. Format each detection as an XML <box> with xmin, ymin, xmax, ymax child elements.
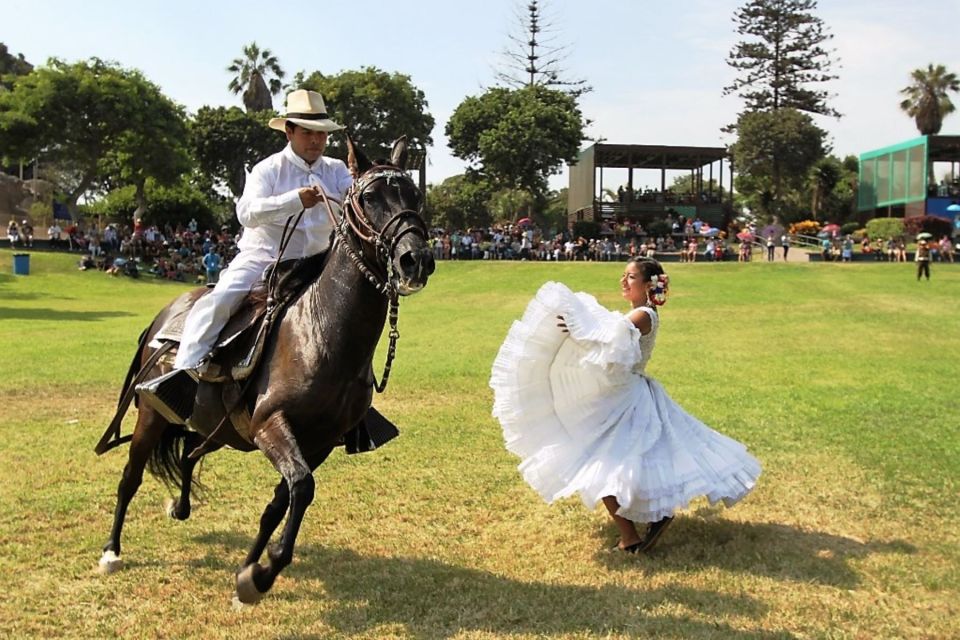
<box><xmin>148</xmin><ymin>252</ymin><xmax>398</xmax><ymax>454</ymax></box>
<box><xmin>152</xmin><ymin>253</ymin><xmax>327</xmax><ymax>381</ymax></box>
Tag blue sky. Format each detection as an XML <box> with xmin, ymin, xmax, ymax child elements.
<box><xmin>5</xmin><ymin>0</ymin><xmax>960</xmax><ymax>189</ymax></box>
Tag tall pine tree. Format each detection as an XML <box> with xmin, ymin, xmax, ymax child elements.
<box><xmin>724</xmin><ymin>0</ymin><xmax>839</xmax><ymax>118</ymax></box>
<box><xmin>724</xmin><ymin>0</ymin><xmax>839</xmax><ymax>219</ymax></box>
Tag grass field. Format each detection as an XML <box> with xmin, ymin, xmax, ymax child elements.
<box><xmin>0</xmin><ymin>249</ymin><xmax>958</xmax><ymax>639</ymax></box>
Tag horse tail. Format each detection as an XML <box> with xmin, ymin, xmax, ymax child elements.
<box><xmin>95</xmin><ymin>323</ymin><xmax>161</xmax><ymax>456</ymax></box>
<box><xmin>146</xmin><ymin>424</ymin><xmax>189</xmax><ymax>491</ymax></box>
<box><xmin>117</xmin><ymin>326</ymin><xmax>151</xmax><ymax>409</ymax></box>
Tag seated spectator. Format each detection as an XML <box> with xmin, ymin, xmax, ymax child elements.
<box><xmin>7</xmin><ymin>220</ymin><xmax>19</xmax><ymax>247</ymax></box>
<box><xmin>78</xmin><ymin>254</ymin><xmax>96</xmax><ymax>271</ymax></box>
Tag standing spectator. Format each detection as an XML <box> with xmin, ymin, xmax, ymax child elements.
<box><xmin>88</xmin><ymin>232</ymin><xmax>102</xmax><ymax>258</ymax></box>
<box><xmin>841</xmin><ymin>235</ymin><xmax>853</xmax><ymax>262</ymax></box>
<box><xmin>938</xmin><ymin>236</ymin><xmax>954</xmax><ymax>263</ymax></box>
<box><xmin>202</xmin><ymin>246</ymin><xmax>222</xmax><ymax>284</ymax></box>
<box><xmin>916</xmin><ymin>239</ymin><xmax>931</xmax><ymax>281</ymax></box>
<box><xmin>821</xmin><ymin>237</ymin><xmax>832</xmax><ymax>262</ymax></box>
<box><xmin>780</xmin><ymin>233</ymin><xmax>791</xmax><ymax>261</ymax></box>
<box><xmin>102</xmin><ymin>225</ymin><xmax>118</xmax><ymax>253</ymax></box>
<box><xmin>766</xmin><ymin>234</ymin><xmax>775</xmax><ymax>261</ymax></box>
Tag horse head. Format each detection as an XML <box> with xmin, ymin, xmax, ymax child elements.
<box><xmin>345</xmin><ymin>135</ymin><xmax>435</xmax><ymax>296</ymax></box>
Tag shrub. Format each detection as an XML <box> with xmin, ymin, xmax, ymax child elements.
<box><xmin>865</xmin><ymin>217</ymin><xmax>905</xmax><ymax>240</ymax></box>
<box><xmin>788</xmin><ymin>220</ymin><xmax>821</xmax><ymax>237</ymax></box>
<box><xmin>903</xmin><ymin>215</ymin><xmax>952</xmax><ymax>238</ymax></box>
<box><xmin>841</xmin><ymin>222</ymin><xmax>859</xmax><ymax>236</ymax></box>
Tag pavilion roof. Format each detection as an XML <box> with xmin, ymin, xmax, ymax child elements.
<box><xmin>588</xmin><ymin>143</ymin><xmax>728</xmax><ymax>170</ymax></box>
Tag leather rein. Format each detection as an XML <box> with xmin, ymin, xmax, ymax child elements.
<box><xmin>317</xmin><ymin>165</ymin><xmax>427</xmax><ymax>393</ymax></box>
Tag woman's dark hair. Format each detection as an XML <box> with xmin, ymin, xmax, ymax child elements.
<box><xmin>628</xmin><ymin>256</ymin><xmax>664</xmax><ymax>281</ymax></box>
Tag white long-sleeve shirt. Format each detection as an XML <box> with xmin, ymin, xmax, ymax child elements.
<box><xmin>236</xmin><ymin>144</ymin><xmax>353</xmax><ymax>258</ymax></box>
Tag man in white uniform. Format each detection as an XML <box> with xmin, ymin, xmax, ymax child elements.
<box><xmin>138</xmin><ymin>90</ymin><xmax>353</xmax><ymax>424</ymax></box>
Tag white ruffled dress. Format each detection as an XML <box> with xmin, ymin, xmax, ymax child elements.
<box><xmin>490</xmin><ymin>281</ymin><xmax>761</xmax><ymax>523</ymax></box>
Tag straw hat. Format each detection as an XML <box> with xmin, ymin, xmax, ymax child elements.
<box><xmin>268</xmin><ymin>90</ymin><xmax>344</xmax><ymax>133</ymax></box>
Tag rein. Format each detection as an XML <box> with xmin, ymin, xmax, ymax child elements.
<box><xmin>317</xmin><ymin>165</ymin><xmax>425</xmax><ymax>393</ymax></box>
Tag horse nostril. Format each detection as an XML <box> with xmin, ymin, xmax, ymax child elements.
<box><xmin>423</xmin><ymin>251</ymin><xmax>436</xmax><ymax>276</ymax></box>
<box><xmin>399</xmin><ymin>251</ymin><xmax>416</xmax><ymax>276</ymax></box>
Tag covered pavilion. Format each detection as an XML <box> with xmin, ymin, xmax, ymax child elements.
<box><xmin>567</xmin><ymin>143</ymin><xmax>733</xmax><ymax>227</ymax></box>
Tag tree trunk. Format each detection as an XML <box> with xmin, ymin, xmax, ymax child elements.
<box><xmin>65</xmin><ymin>172</ymin><xmax>95</xmax><ymax>216</ymax></box>
<box><xmin>132</xmin><ymin>178</ymin><xmax>147</xmax><ymax>221</ymax></box>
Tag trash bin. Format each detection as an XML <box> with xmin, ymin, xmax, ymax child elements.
<box><xmin>12</xmin><ymin>253</ymin><xmax>30</xmax><ymax>275</ymax></box>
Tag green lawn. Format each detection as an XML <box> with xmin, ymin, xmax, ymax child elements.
<box><xmin>0</xmin><ymin>249</ymin><xmax>957</xmax><ymax>639</ymax></box>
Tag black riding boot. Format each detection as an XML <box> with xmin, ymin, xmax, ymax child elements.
<box><xmin>136</xmin><ymin>369</ymin><xmax>199</xmax><ymax>424</ymax></box>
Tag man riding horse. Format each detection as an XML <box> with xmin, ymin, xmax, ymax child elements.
<box><xmin>138</xmin><ymin>90</ymin><xmax>353</xmax><ymax>423</ymax></box>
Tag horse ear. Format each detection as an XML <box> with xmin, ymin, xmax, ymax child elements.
<box><xmin>390</xmin><ymin>136</ymin><xmax>408</xmax><ymax>170</ymax></box>
<box><xmin>346</xmin><ymin>131</ymin><xmax>372</xmax><ymax>177</ymax></box>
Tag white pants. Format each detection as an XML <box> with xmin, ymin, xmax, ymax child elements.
<box><xmin>173</xmin><ymin>250</ymin><xmax>274</xmax><ymax>369</ymax></box>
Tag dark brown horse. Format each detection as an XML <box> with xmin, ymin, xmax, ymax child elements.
<box><xmin>97</xmin><ymin>136</ymin><xmax>434</xmax><ymax>603</ymax></box>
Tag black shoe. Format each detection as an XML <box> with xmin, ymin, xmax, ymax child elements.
<box><xmin>136</xmin><ymin>369</ymin><xmax>198</xmax><ymax>424</ymax></box>
<box><xmin>638</xmin><ymin>516</ymin><xmax>674</xmax><ymax>553</ymax></box>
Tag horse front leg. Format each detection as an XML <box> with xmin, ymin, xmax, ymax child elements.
<box><xmin>235</xmin><ymin>412</ymin><xmax>320</xmax><ymax>604</ymax></box>
<box><xmin>241</xmin><ymin>478</ymin><xmax>289</xmax><ymax>568</ymax></box>
<box><xmin>240</xmin><ymin>445</ymin><xmax>334</xmax><ymax>569</ymax></box>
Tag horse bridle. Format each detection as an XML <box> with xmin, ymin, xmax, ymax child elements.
<box><xmin>317</xmin><ymin>164</ymin><xmax>427</xmax><ymax>392</ymax></box>
<box><xmin>331</xmin><ymin>165</ymin><xmax>427</xmax><ymax>298</ymax></box>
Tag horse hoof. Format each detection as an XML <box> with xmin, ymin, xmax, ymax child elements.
<box><xmin>235</xmin><ymin>564</ymin><xmax>265</xmax><ymax>604</ymax></box>
<box><xmin>98</xmin><ymin>550</ymin><xmax>123</xmax><ymax>574</ymax></box>
<box><xmin>165</xmin><ymin>498</ymin><xmax>177</xmax><ymax>519</ymax></box>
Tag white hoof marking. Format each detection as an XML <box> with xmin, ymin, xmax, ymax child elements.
<box><xmin>165</xmin><ymin>498</ymin><xmax>177</xmax><ymax>519</ymax></box>
<box><xmin>98</xmin><ymin>550</ymin><xmax>123</xmax><ymax>574</ymax></box>
<box><xmin>235</xmin><ymin>564</ymin><xmax>265</xmax><ymax>604</ymax></box>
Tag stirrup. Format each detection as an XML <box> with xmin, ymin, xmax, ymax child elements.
<box><xmin>136</xmin><ymin>369</ymin><xmax>199</xmax><ymax>424</ymax></box>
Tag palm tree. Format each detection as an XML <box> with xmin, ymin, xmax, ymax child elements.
<box><xmin>899</xmin><ymin>64</ymin><xmax>960</xmax><ymax>135</ymax></box>
<box><xmin>227</xmin><ymin>42</ymin><xmax>285</xmax><ymax>112</ymax></box>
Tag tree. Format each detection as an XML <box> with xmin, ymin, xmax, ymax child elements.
<box><xmin>487</xmin><ymin>187</ymin><xmax>534</xmax><ymax>223</ymax></box>
<box><xmin>0</xmin><ymin>58</ymin><xmax>191</xmax><ymax>214</ymax></box>
<box><xmin>227</xmin><ymin>42</ymin><xmax>284</xmax><ymax>112</ymax></box>
<box><xmin>725</xmin><ymin>0</ymin><xmax>839</xmax><ymax>117</ymax></box>
<box><xmin>295</xmin><ymin>67</ymin><xmax>434</xmax><ymax>161</ymax></box>
<box><xmin>446</xmin><ymin>85</ymin><xmax>584</xmax><ymax>200</ymax></box>
<box><xmin>899</xmin><ymin>64</ymin><xmax>960</xmax><ymax>135</ymax></box>
<box><xmin>496</xmin><ymin>0</ymin><xmax>590</xmax><ymax>98</ymax></box>
<box><xmin>190</xmin><ymin>106</ymin><xmax>286</xmax><ymax>198</ymax></box>
<box><xmin>83</xmin><ymin>176</ymin><xmax>221</xmax><ymax>229</ymax></box>
<box><xmin>0</xmin><ymin>43</ymin><xmax>33</xmax><ymax>90</ymax></box>
<box><xmin>425</xmin><ymin>173</ymin><xmax>494</xmax><ymax>231</ymax></box>
<box><xmin>670</xmin><ymin>175</ymin><xmax>729</xmax><ymax>201</ymax></box>
<box><xmin>730</xmin><ymin>108</ymin><xmax>826</xmax><ymax>219</ymax></box>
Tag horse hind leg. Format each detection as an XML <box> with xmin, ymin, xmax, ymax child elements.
<box><xmin>165</xmin><ymin>432</ymin><xmax>219</xmax><ymax>521</ymax></box>
<box><xmin>100</xmin><ymin>408</ymin><xmax>169</xmax><ymax>574</ymax></box>
<box><xmin>235</xmin><ymin>412</ymin><xmax>329</xmax><ymax>604</ymax></box>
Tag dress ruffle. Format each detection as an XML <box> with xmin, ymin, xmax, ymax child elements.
<box><xmin>490</xmin><ymin>281</ymin><xmax>761</xmax><ymax>523</ymax></box>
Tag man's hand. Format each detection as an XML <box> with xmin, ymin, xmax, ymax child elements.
<box><xmin>298</xmin><ymin>185</ymin><xmax>323</xmax><ymax>208</ymax></box>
